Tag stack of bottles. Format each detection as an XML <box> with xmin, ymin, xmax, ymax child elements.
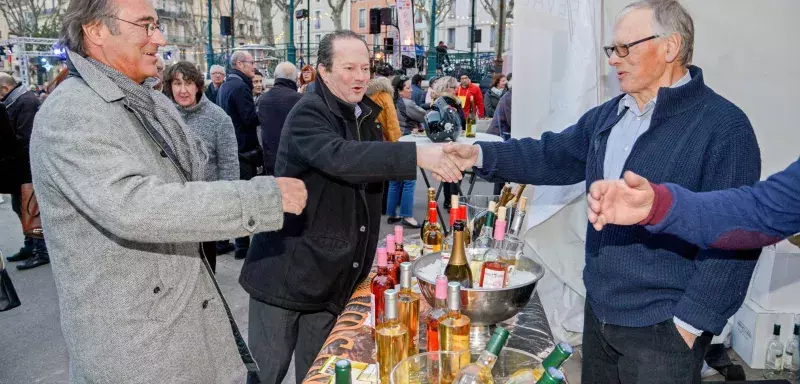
<box><xmin>764</xmin><ymin>320</ymin><xmax>799</xmax><ymax>380</ymax></box>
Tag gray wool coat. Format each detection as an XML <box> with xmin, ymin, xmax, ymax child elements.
<box><xmin>29</xmin><ymin>52</ymin><xmax>285</xmax><ymax>383</ymax></box>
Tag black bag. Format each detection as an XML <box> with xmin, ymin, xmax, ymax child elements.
<box><xmin>0</xmin><ymin>256</ymin><xmax>21</xmax><ymax>312</ymax></box>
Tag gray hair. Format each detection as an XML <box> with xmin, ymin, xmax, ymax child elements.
<box><xmin>59</xmin><ymin>0</ymin><xmax>119</xmax><ymax>56</ymax></box>
<box><xmin>274</xmin><ymin>62</ymin><xmax>298</xmax><ymax>81</ymax></box>
<box><xmin>618</xmin><ymin>0</ymin><xmax>694</xmax><ymax>65</ymax></box>
<box><xmin>316</xmin><ymin>30</ymin><xmax>369</xmax><ymax>71</ymax></box>
<box><xmin>431</xmin><ymin>75</ymin><xmax>457</xmax><ymax>99</ymax></box>
<box><xmin>0</xmin><ymin>73</ymin><xmax>16</xmax><ymax>87</ymax></box>
<box><xmin>229</xmin><ymin>50</ymin><xmax>251</xmax><ymax>67</ymax></box>
<box><xmin>210</xmin><ymin>64</ymin><xmax>226</xmax><ymax>75</ymax></box>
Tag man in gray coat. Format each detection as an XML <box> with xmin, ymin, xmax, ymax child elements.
<box><xmin>29</xmin><ymin>0</ymin><xmax>307</xmax><ymax>382</ymax></box>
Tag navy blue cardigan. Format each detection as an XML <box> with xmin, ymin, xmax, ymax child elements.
<box><xmin>476</xmin><ymin>66</ymin><xmax>762</xmax><ymax>334</ymax></box>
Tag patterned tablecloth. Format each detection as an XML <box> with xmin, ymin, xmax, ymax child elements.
<box><xmin>301</xmin><ymin>237</ymin><xmax>557</xmax><ymax>383</ymax></box>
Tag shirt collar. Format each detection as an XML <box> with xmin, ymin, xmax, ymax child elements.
<box><xmin>618</xmin><ymin>69</ymin><xmax>692</xmax><ymax>115</ymax></box>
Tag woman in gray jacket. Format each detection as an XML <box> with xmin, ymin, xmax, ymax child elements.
<box><xmin>393</xmin><ymin>75</ymin><xmax>428</xmax><ymax>135</ymax></box>
<box><xmin>164</xmin><ymin>61</ymin><xmax>240</xmax><ymax>271</ymax></box>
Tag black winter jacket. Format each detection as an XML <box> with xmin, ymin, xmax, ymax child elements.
<box><xmin>2</xmin><ymin>85</ymin><xmax>40</xmax><ymax>186</ymax></box>
<box><xmin>217</xmin><ymin>69</ymin><xmax>262</xmax><ymax>176</ymax></box>
<box><xmin>239</xmin><ymin>77</ymin><xmax>417</xmax><ymax>314</ymax></box>
<box><xmin>0</xmin><ymin>103</ymin><xmax>23</xmax><ymax>193</ymax></box>
<box><xmin>257</xmin><ymin>78</ymin><xmax>302</xmax><ymax>175</ymax></box>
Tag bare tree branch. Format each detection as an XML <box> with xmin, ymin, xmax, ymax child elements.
<box><xmin>326</xmin><ymin>0</ymin><xmax>347</xmax><ymax>30</ymax></box>
<box><xmin>478</xmin><ymin>0</ymin><xmax>512</xmax><ymax>22</ymax></box>
<box><xmin>0</xmin><ymin>0</ymin><xmax>64</xmax><ymax>37</ymax></box>
<box><xmin>415</xmin><ymin>0</ymin><xmax>455</xmax><ymax>29</ymax></box>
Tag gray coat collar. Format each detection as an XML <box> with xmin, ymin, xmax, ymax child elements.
<box><xmin>66</xmin><ymin>50</ymin><xmax>129</xmax><ymax>103</ymax></box>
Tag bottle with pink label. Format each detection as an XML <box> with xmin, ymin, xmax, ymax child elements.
<box><xmin>480</xmin><ymin>206</ymin><xmax>509</xmax><ymax>288</ymax></box>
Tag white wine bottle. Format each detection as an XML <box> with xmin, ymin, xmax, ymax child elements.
<box><xmin>452</xmin><ymin>327</ymin><xmax>510</xmax><ymax>383</ymax></box>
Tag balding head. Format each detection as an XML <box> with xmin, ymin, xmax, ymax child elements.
<box><xmin>0</xmin><ymin>73</ymin><xmax>18</xmax><ymax>99</ymax></box>
<box><xmin>274</xmin><ymin>62</ymin><xmax>298</xmax><ymax>82</ymax></box>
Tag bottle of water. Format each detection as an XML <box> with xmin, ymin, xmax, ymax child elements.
<box><xmin>765</xmin><ymin>324</ymin><xmax>785</xmax><ymax>379</ymax></box>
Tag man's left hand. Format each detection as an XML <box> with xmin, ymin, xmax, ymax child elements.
<box><xmin>417</xmin><ymin>144</ymin><xmax>463</xmax><ymax>183</ymax></box>
<box><xmin>675</xmin><ymin>323</ymin><xmax>697</xmax><ymax>349</ymax></box>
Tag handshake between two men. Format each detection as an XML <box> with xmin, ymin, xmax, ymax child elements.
<box><xmin>276</xmin><ymin>143</ymin><xmax>483</xmax><ymax>215</ymax></box>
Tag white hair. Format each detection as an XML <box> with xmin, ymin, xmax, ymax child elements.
<box><xmin>618</xmin><ymin>0</ymin><xmax>695</xmax><ymax>65</ymax></box>
<box><xmin>229</xmin><ymin>51</ymin><xmax>252</xmax><ymax>67</ymax></box>
<box><xmin>210</xmin><ymin>64</ymin><xmax>226</xmax><ymax>75</ymax></box>
<box><xmin>273</xmin><ymin>62</ymin><xmax>298</xmax><ymax>81</ymax></box>
<box><xmin>0</xmin><ymin>72</ymin><xmax>17</xmax><ymax>87</ymax></box>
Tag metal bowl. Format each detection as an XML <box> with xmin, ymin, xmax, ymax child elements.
<box><xmin>411</xmin><ymin>252</ymin><xmax>545</xmax><ymax>326</ymax></box>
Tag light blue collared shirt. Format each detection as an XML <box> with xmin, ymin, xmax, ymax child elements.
<box><xmin>603</xmin><ymin>70</ymin><xmax>692</xmax><ymax>180</ymax></box>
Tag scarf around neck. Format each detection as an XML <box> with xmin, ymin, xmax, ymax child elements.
<box><xmin>85</xmin><ymin>56</ymin><xmax>207</xmax><ymax>182</ymax></box>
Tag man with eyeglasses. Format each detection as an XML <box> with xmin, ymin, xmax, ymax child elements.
<box><xmin>443</xmin><ymin>1</ymin><xmax>761</xmax><ymax>382</ymax></box>
<box><xmin>218</xmin><ymin>50</ymin><xmax>264</xmax><ymax>260</ymax></box>
<box><xmin>205</xmin><ymin>64</ymin><xmax>226</xmax><ymax>106</ymax></box>
<box><xmin>28</xmin><ymin>0</ymin><xmax>307</xmax><ymax>382</ymax></box>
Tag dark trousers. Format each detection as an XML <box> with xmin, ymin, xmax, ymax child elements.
<box><xmin>200</xmin><ymin>242</ymin><xmax>217</xmax><ymax>273</ymax></box>
<box><xmin>582</xmin><ymin>302</ymin><xmax>712</xmax><ymax>384</ymax></box>
<box><xmin>10</xmin><ymin>192</ymin><xmax>48</xmax><ymax>257</ymax></box>
<box><xmin>248</xmin><ymin>298</ymin><xmax>336</xmax><ymax>384</ymax></box>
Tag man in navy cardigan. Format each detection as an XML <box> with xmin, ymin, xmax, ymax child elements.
<box><xmin>444</xmin><ymin>2</ymin><xmax>762</xmax><ymax>383</ymax></box>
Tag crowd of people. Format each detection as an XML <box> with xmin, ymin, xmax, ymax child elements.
<box><xmin>3</xmin><ymin>0</ymin><xmax>798</xmax><ymax>383</ymax></box>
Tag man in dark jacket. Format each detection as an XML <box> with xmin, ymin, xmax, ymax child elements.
<box><xmin>240</xmin><ymin>30</ymin><xmax>462</xmax><ymax>384</ymax></box>
<box><xmin>0</xmin><ymin>73</ymin><xmax>49</xmax><ymax>270</ymax></box>
<box><xmin>218</xmin><ymin>50</ymin><xmax>262</xmax><ymax>259</ymax></box>
<box><xmin>204</xmin><ymin>64</ymin><xmax>225</xmax><ymax>105</ymax></box>
<box><xmin>257</xmin><ymin>62</ymin><xmax>302</xmax><ymax>175</ymax></box>
<box><xmin>410</xmin><ymin>74</ymin><xmax>426</xmax><ymax>107</ymax></box>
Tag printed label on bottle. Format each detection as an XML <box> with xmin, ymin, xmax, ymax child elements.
<box><xmin>423</xmin><ymin>244</ymin><xmax>434</xmax><ymax>255</ymax></box>
<box><xmin>482</xmin><ymin>269</ymin><xmax>506</xmax><ymax>289</ymax></box>
<box><xmin>368</xmin><ymin>293</ymin><xmax>376</xmax><ymax>328</ymax></box>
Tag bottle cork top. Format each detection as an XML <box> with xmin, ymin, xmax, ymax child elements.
<box><xmin>446</xmin><ymin>282</ymin><xmax>462</xmax><ymax>311</ymax></box>
<box><xmin>488</xmin><ymin>201</ymin><xmax>497</xmax><ymax>212</ymax></box>
<box><xmin>394</xmin><ymin>226</ymin><xmax>403</xmax><ymax>242</ymax></box>
<box><xmin>518</xmin><ymin>196</ymin><xmax>528</xmax><ymax>212</ymax></box>
<box><xmin>386</xmin><ymin>235</ymin><xmax>395</xmax><ymax>251</ymax></box>
<box><xmin>376</xmin><ymin>248</ymin><xmax>388</xmax><ymax>267</ymax></box>
<box><xmin>451</xmin><ymin>195</ymin><xmax>460</xmax><ymax>209</ymax></box>
<box><xmin>435</xmin><ymin>275</ymin><xmax>448</xmax><ymax>299</ymax></box>
<box><xmin>497</xmin><ymin>206</ymin><xmax>507</xmax><ymax>221</ymax></box>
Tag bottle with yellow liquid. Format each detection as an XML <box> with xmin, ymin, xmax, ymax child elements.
<box><xmin>423</xmin><ymin>207</ymin><xmax>443</xmax><ymax>255</ymax></box>
<box><xmin>465</xmin><ymin>95</ymin><xmax>476</xmax><ymax>138</ymax></box>
<box><xmin>376</xmin><ymin>289</ymin><xmax>409</xmax><ymax>384</ymax></box>
<box><xmin>452</xmin><ymin>327</ymin><xmax>510</xmax><ymax>384</ymax></box>
<box><xmin>420</xmin><ymin>188</ymin><xmax>437</xmax><ymax>239</ymax></box>
<box><xmin>507</xmin><ymin>342</ymin><xmax>573</xmax><ymax>383</ymax></box>
<box><xmin>439</xmin><ymin>282</ymin><xmax>471</xmax><ymax>384</ymax></box>
<box><xmin>397</xmin><ymin>262</ymin><xmax>420</xmax><ymax>356</ymax></box>
<box><xmin>469</xmin><ymin>202</ymin><xmax>496</xmax><ymax>285</ymax></box>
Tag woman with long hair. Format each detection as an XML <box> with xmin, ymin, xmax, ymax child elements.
<box><xmin>162</xmin><ymin>61</ymin><xmax>240</xmax><ymax>272</ymax></box>
<box><xmin>483</xmin><ymin>73</ymin><xmax>507</xmax><ymax>118</ymax></box>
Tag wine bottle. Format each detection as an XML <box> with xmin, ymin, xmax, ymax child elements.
<box><xmin>466</xmin><ymin>95</ymin><xmax>476</xmax><ymax>138</ymax></box>
<box><xmin>497</xmin><ymin>184</ymin><xmax>513</xmax><ymax>207</ymax></box>
<box><xmin>440</xmin><ymin>282</ymin><xmax>472</xmax><ymax>383</ymax></box>
<box><xmin>420</xmin><ymin>188</ymin><xmax>437</xmax><ymax>239</ymax></box>
<box><xmin>334</xmin><ymin>359</ymin><xmax>352</xmax><ymax>384</ymax></box>
<box><xmin>513</xmin><ymin>184</ymin><xmax>527</xmax><ymax>203</ymax></box>
<box><xmin>371</xmin><ymin>247</ymin><xmax>395</xmax><ymax>327</ymax></box>
<box><xmin>376</xmin><ymin>289</ymin><xmax>409</xmax><ymax>384</ymax></box>
<box><xmin>386</xmin><ymin>234</ymin><xmax>399</xmax><ymax>284</ymax></box>
<box><xmin>535</xmin><ymin>367</ymin><xmax>565</xmax><ymax>384</ymax></box>
<box><xmin>453</xmin><ymin>327</ymin><xmax>510</xmax><ymax>383</ymax></box>
<box><xmin>469</xmin><ymin>203</ymin><xmax>496</xmax><ymax>286</ymax></box>
<box><xmin>507</xmin><ymin>196</ymin><xmax>528</xmax><ymax>238</ymax></box>
<box><xmin>397</xmin><ymin>262</ymin><xmax>421</xmax><ymax>356</ymax></box>
<box><xmin>481</xmin><ymin>207</ymin><xmax>509</xmax><ymax>289</ymax></box>
<box><xmin>458</xmin><ymin>205</ymin><xmax>471</xmax><ymax>247</ymax></box>
<box><xmin>426</xmin><ymin>275</ymin><xmax>449</xmax><ymax>352</ymax></box>
<box><xmin>423</xmin><ymin>207</ymin><xmax>444</xmax><ymax>255</ymax></box>
<box><xmin>441</xmin><ymin>195</ymin><xmax>461</xmax><ymax>270</ymax></box>
<box><xmin>394</xmin><ymin>226</ymin><xmax>409</xmax><ymax>264</ymax></box>
<box><xmin>765</xmin><ymin>324</ymin><xmax>785</xmax><ymax>378</ymax></box>
<box><xmin>785</xmin><ymin>323</ymin><xmax>799</xmax><ymax>373</ymax></box>
<box><xmin>421</xmin><ymin>200</ymin><xmax>438</xmax><ymax>246</ymax></box>
<box><xmin>507</xmin><ymin>342</ymin><xmax>573</xmax><ymax>383</ymax></box>
<box><xmin>444</xmin><ymin>220</ymin><xmax>473</xmax><ymax>288</ymax></box>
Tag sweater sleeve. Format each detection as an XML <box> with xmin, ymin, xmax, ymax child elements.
<box><xmin>216</xmin><ymin>114</ymin><xmax>241</xmax><ymax>182</ymax></box>
<box><xmin>671</xmin><ymin>125</ymin><xmax>763</xmax><ymax>335</ymax></box>
<box><xmin>405</xmin><ymin>99</ymin><xmax>427</xmax><ymax>125</ymax></box>
<box><xmin>474</xmin><ymin>107</ymin><xmax>595</xmax><ymax>185</ymax></box>
<box><xmin>646</xmin><ymin>157</ymin><xmax>800</xmax><ymax>249</ymax></box>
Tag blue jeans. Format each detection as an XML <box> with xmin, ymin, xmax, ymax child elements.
<box><xmin>386</xmin><ymin>180</ymin><xmax>416</xmax><ymax>218</ymax></box>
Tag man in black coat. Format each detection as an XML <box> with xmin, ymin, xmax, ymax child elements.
<box><xmin>204</xmin><ymin>64</ymin><xmax>225</xmax><ymax>105</ymax></box>
<box><xmin>257</xmin><ymin>62</ymin><xmax>302</xmax><ymax>175</ymax></box>
<box><xmin>0</xmin><ymin>73</ymin><xmax>49</xmax><ymax>270</ymax></box>
<box><xmin>217</xmin><ymin>51</ymin><xmax>262</xmax><ymax>259</ymax></box>
<box><xmin>239</xmin><ymin>31</ymin><xmax>463</xmax><ymax>384</ymax></box>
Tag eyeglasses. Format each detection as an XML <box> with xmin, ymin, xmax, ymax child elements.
<box><xmin>238</xmin><ymin>60</ymin><xmax>254</xmax><ymax>65</ymax></box>
<box><xmin>111</xmin><ymin>17</ymin><xmax>164</xmax><ymax>37</ymax></box>
<box><xmin>603</xmin><ymin>34</ymin><xmax>660</xmax><ymax>58</ymax></box>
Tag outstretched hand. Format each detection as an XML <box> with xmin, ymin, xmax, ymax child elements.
<box><xmin>442</xmin><ymin>143</ymin><xmax>479</xmax><ymax>171</ymax></box>
<box><xmin>417</xmin><ymin>144</ymin><xmax>463</xmax><ymax>183</ymax></box>
<box><xmin>587</xmin><ymin>171</ymin><xmax>655</xmax><ymax>231</ymax></box>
